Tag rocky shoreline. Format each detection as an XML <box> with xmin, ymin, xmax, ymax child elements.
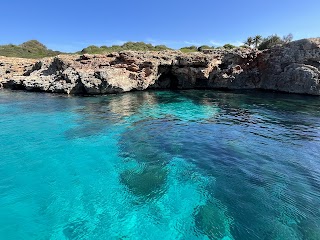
<box><xmin>0</xmin><ymin>38</ymin><xmax>320</xmax><ymax>95</ymax></box>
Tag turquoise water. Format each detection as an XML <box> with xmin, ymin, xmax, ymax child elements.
<box><xmin>0</xmin><ymin>90</ymin><xmax>320</xmax><ymax>240</ymax></box>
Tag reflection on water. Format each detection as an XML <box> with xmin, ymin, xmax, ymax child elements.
<box><xmin>0</xmin><ymin>89</ymin><xmax>320</xmax><ymax>239</ymax></box>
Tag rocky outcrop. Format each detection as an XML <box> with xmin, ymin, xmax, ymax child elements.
<box><xmin>258</xmin><ymin>38</ymin><xmax>320</xmax><ymax>95</ymax></box>
<box><xmin>0</xmin><ymin>38</ymin><xmax>320</xmax><ymax>95</ymax></box>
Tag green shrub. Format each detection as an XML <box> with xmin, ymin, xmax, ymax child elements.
<box><xmin>283</xmin><ymin>33</ymin><xmax>293</xmax><ymax>43</ymax></box>
<box><xmin>154</xmin><ymin>45</ymin><xmax>170</xmax><ymax>51</ymax></box>
<box><xmin>80</xmin><ymin>42</ymin><xmax>171</xmax><ymax>54</ymax></box>
<box><xmin>81</xmin><ymin>45</ymin><xmax>102</xmax><ymax>54</ymax></box>
<box><xmin>223</xmin><ymin>44</ymin><xmax>236</xmax><ymax>49</ymax></box>
<box><xmin>179</xmin><ymin>46</ymin><xmax>199</xmax><ymax>53</ymax></box>
<box><xmin>258</xmin><ymin>35</ymin><xmax>284</xmax><ymax>50</ymax></box>
<box><xmin>197</xmin><ymin>45</ymin><xmax>215</xmax><ymax>51</ymax></box>
<box><xmin>0</xmin><ymin>40</ymin><xmax>61</xmax><ymax>58</ymax></box>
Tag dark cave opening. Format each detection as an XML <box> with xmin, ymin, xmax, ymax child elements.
<box><xmin>151</xmin><ymin>65</ymin><xmax>179</xmax><ymax>89</ymax></box>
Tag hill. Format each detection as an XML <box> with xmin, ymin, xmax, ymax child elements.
<box><xmin>0</xmin><ymin>40</ymin><xmax>62</xmax><ymax>58</ymax></box>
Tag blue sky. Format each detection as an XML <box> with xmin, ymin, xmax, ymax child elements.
<box><xmin>1</xmin><ymin>0</ymin><xmax>320</xmax><ymax>52</ymax></box>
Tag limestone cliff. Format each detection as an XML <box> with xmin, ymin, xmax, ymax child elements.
<box><xmin>0</xmin><ymin>38</ymin><xmax>319</xmax><ymax>95</ymax></box>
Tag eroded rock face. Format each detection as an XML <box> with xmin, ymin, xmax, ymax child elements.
<box><xmin>0</xmin><ymin>38</ymin><xmax>320</xmax><ymax>95</ymax></box>
<box><xmin>0</xmin><ymin>57</ymin><xmax>37</xmax><ymax>90</ymax></box>
<box><xmin>258</xmin><ymin>38</ymin><xmax>320</xmax><ymax>95</ymax></box>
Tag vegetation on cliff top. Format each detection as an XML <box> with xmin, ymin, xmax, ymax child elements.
<box><xmin>80</xmin><ymin>42</ymin><xmax>171</xmax><ymax>54</ymax></box>
<box><xmin>0</xmin><ymin>34</ymin><xmax>295</xmax><ymax>58</ymax></box>
<box><xmin>0</xmin><ymin>41</ymin><xmax>172</xmax><ymax>58</ymax></box>
<box><xmin>245</xmin><ymin>34</ymin><xmax>293</xmax><ymax>50</ymax></box>
<box><xmin>0</xmin><ymin>40</ymin><xmax>61</xmax><ymax>58</ymax></box>
<box><xmin>179</xmin><ymin>44</ymin><xmax>238</xmax><ymax>53</ymax></box>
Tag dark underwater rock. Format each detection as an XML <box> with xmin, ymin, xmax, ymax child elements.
<box><xmin>120</xmin><ymin>165</ymin><xmax>168</xmax><ymax>200</ymax></box>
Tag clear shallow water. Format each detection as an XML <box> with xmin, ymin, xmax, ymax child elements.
<box><xmin>0</xmin><ymin>90</ymin><xmax>320</xmax><ymax>240</ymax></box>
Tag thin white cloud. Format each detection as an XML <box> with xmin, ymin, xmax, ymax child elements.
<box><xmin>184</xmin><ymin>41</ymin><xmax>202</xmax><ymax>46</ymax></box>
<box><xmin>102</xmin><ymin>40</ymin><xmax>127</xmax><ymax>46</ymax></box>
<box><xmin>46</xmin><ymin>43</ymin><xmax>79</xmax><ymax>53</ymax></box>
<box><xmin>145</xmin><ymin>38</ymin><xmax>186</xmax><ymax>46</ymax></box>
<box><xmin>75</xmin><ymin>40</ymin><xmax>128</xmax><ymax>46</ymax></box>
<box><xmin>230</xmin><ymin>41</ymin><xmax>244</xmax><ymax>46</ymax></box>
<box><xmin>210</xmin><ymin>40</ymin><xmax>243</xmax><ymax>47</ymax></box>
<box><xmin>145</xmin><ymin>38</ymin><xmax>159</xmax><ymax>44</ymax></box>
<box><xmin>209</xmin><ymin>40</ymin><xmax>222</xmax><ymax>46</ymax></box>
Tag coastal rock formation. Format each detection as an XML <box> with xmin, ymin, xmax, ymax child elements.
<box><xmin>258</xmin><ymin>38</ymin><xmax>320</xmax><ymax>95</ymax></box>
<box><xmin>0</xmin><ymin>38</ymin><xmax>320</xmax><ymax>95</ymax></box>
<box><xmin>0</xmin><ymin>57</ymin><xmax>37</xmax><ymax>90</ymax></box>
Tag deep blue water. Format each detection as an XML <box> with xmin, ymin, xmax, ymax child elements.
<box><xmin>0</xmin><ymin>90</ymin><xmax>320</xmax><ymax>240</ymax></box>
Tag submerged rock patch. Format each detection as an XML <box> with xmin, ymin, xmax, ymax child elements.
<box><xmin>120</xmin><ymin>165</ymin><xmax>168</xmax><ymax>200</ymax></box>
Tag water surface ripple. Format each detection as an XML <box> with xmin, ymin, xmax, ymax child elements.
<box><xmin>0</xmin><ymin>90</ymin><xmax>320</xmax><ymax>240</ymax></box>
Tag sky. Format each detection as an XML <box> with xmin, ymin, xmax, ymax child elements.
<box><xmin>1</xmin><ymin>0</ymin><xmax>320</xmax><ymax>52</ymax></box>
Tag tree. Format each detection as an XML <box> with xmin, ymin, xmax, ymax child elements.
<box><xmin>244</xmin><ymin>37</ymin><xmax>254</xmax><ymax>48</ymax></box>
<box><xmin>258</xmin><ymin>35</ymin><xmax>283</xmax><ymax>50</ymax></box>
<box><xmin>283</xmin><ymin>33</ymin><xmax>293</xmax><ymax>43</ymax></box>
<box><xmin>253</xmin><ymin>35</ymin><xmax>263</xmax><ymax>48</ymax></box>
